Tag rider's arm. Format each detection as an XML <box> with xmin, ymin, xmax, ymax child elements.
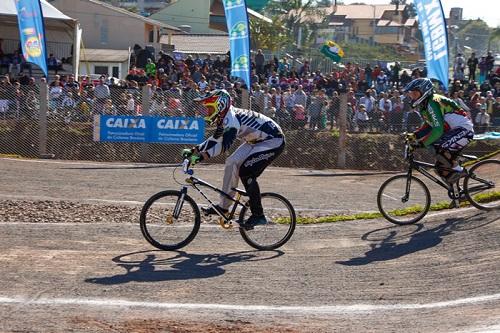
<box><xmin>196</xmin><ymin>118</ymin><xmax>239</xmax><ymax>159</ymax></box>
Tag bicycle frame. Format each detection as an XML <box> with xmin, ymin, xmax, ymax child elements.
<box><xmin>176</xmin><ymin>159</ymin><xmax>247</xmax><ymax>227</ymax></box>
<box><xmin>403</xmin><ymin>144</ymin><xmax>465</xmax><ymax>203</ymax></box>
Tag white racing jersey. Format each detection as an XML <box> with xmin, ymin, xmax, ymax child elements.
<box><xmin>197</xmin><ymin>106</ymin><xmax>284</xmax><ymax>158</ymax></box>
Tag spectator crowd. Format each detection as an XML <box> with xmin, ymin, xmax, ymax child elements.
<box><xmin>1</xmin><ymin>41</ymin><xmax>499</xmax><ymax>134</ymax></box>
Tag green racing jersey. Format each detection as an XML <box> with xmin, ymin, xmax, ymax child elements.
<box><xmin>415</xmin><ymin>94</ymin><xmax>473</xmax><ymax>147</ymax></box>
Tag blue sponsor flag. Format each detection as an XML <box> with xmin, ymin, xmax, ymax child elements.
<box><xmin>414</xmin><ymin>0</ymin><xmax>449</xmax><ymax>90</ymax></box>
<box><xmin>15</xmin><ymin>0</ymin><xmax>48</xmax><ymax>77</ymax></box>
<box><xmin>222</xmin><ymin>0</ymin><xmax>251</xmax><ymax>89</ymax></box>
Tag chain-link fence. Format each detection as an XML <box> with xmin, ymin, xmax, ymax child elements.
<box><xmin>0</xmin><ymin>81</ymin><xmax>498</xmax><ymax>171</ymax></box>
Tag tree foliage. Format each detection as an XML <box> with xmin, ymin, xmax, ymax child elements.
<box><xmin>249</xmin><ymin>17</ymin><xmax>293</xmax><ymax>52</ymax></box>
<box><xmin>262</xmin><ymin>0</ymin><xmax>324</xmax><ymax>50</ymax></box>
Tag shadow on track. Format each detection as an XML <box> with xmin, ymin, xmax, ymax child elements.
<box><xmin>85</xmin><ymin>249</ymin><xmax>283</xmax><ymax>285</ymax></box>
<box><xmin>336</xmin><ymin>211</ymin><xmax>498</xmax><ymax>266</ymax></box>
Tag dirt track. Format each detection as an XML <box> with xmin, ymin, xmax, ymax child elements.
<box><xmin>1</xmin><ymin>157</ymin><xmax>499</xmax><ymax>332</ymax></box>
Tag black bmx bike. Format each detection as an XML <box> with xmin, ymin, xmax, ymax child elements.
<box><xmin>377</xmin><ymin>139</ymin><xmax>499</xmax><ymax>225</ymax></box>
<box><xmin>140</xmin><ymin>159</ymin><xmax>296</xmax><ymax>251</ymax></box>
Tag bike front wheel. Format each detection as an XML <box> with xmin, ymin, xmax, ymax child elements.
<box><xmin>140</xmin><ymin>190</ymin><xmax>201</xmax><ymax>251</ymax></box>
<box><xmin>377</xmin><ymin>175</ymin><xmax>431</xmax><ymax>225</ymax></box>
<box><xmin>239</xmin><ymin>192</ymin><xmax>296</xmax><ymax>250</ymax></box>
<box><xmin>464</xmin><ymin>159</ymin><xmax>500</xmax><ymax>210</ymax></box>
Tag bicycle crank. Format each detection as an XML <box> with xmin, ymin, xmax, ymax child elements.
<box><xmin>219</xmin><ymin>217</ymin><xmax>233</xmax><ymax>229</ymax></box>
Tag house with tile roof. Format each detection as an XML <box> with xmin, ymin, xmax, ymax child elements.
<box><xmin>297</xmin><ymin>4</ymin><xmax>420</xmax><ymax>54</ymax></box>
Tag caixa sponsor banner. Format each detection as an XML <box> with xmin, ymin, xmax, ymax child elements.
<box><xmin>93</xmin><ymin>115</ymin><xmax>205</xmax><ymax>144</ymax></box>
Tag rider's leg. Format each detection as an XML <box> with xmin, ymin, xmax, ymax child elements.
<box><xmin>239</xmin><ymin>138</ymin><xmax>285</xmax><ymax>220</ymax></box>
<box><xmin>433</xmin><ymin>127</ymin><xmax>474</xmax><ymax>182</ymax></box>
<box><xmin>219</xmin><ymin>142</ymin><xmax>254</xmax><ymax>210</ymax></box>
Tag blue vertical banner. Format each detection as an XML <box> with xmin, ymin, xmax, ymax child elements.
<box><xmin>222</xmin><ymin>0</ymin><xmax>251</xmax><ymax>89</ymax></box>
<box><xmin>14</xmin><ymin>0</ymin><xmax>48</xmax><ymax>77</ymax></box>
<box><xmin>414</xmin><ymin>0</ymin><xmax>449</xmax><ymax>90</ymax></box>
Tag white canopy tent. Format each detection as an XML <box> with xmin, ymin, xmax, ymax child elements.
<box><xmin>0</xmin><ymin>0</ymin><xmax>81</xmax><ymax>77</ymax></box>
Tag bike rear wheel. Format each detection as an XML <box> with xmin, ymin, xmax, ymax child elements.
<box><xmin>377</xmin><ymin>175</ymin><xmax>431</xmax><ymax>225</ymax></box>
<box><xmin>464</xmin><ymin>159</ymin><xmax>500</xmax><ymax>210</ymax></box>
<box><xmin>239</xmin><ymin>192</ymin><xmax>296</xmax><ymax>250</ymax></box>
<box><xmin>140</xmin><ymin>190</ymin><xmax>201</xmax><ymax>251</ymax></box>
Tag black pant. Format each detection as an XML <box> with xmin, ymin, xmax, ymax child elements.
<box><xmin>239</xmin><ymin>141</ymin><xmax>285</xmax><ymax>216</ymax></box>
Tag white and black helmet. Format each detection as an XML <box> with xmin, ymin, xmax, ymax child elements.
<box><xmin>403</xmin><ymin>78</ymin><xmax>434</xmax><ymax>107</ymax></box>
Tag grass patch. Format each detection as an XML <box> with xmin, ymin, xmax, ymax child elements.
<box><xmin>0</xmin><ymin>153</ymin><xmax>23</xmax><ymax>159</ymax></box>
<box><xmin>289</xmin><ymin>191</ymin><xmax>499</xmax><ymax>224</ymax></box>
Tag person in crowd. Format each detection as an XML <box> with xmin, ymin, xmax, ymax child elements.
<box><xmin>453</xmin><ymin>53</ymin><xmax>466</xmax><ymax>81</ymax></box>
<box><xmin>61</xmin><ymin>91</ymin><xmax>77</xmax><ymax>113</ymax></box>
<box><xmin>474</xmin><ymin>104</ymin><xmax>490</xmax><ymax>133</ymax></box>
<box><xmin>376</xmin><ymin>70</ymin><xmax>388</xmax><ymax>94</ymax></box>
<box><xmin>364</xmin><ymin>64</ymin><xmax>373</xmax><ymax>88</ymax></box>
<box><xmin>47</xmin><ymin>53</ymin><xmax>63</xmax><ymax>74</ymax></box>
<box><xmin>308</xmin><ymin>89</ymin><xmax>327</xmax><ymax>130</ymax></box>
<box><xmin>493</xmin><ymin>96</ymin><xmax>500</xmax><ymax>126</ymax></box>
<box><xmin>93</xmin><ymin>77</ymin><xmax>110</xmax><ymax>114</ymax></box>
<box><xmin>255</xmin><ymin>49</ymin><xmax>265</xmax><ymax>77</ymax></box>
<box><xmin>478</xmin><ymin>56</ymin><xmax>488</xmax><ymax>84</ymax></box>
<box><xmin>355</xmin><ymin>104</ymin><xmax>370</xmax><ymax>132</ymax></box>
<box><xmin>467</xmin><ymin>52</ymin><xmax>478</xmax><ymax>81</ymax></box>
<box><xmin>22</xmin><ymin>89</ymin><xmax>39</xmax><ymax>119</ymax></box>
<box><xmin>328</xmin><ymin>91</ymin><xmax>340</xmax><ymax>130</ymax></box>
<box><xmin>485</xmin><ymin>51</ymin><xmax>495</xmax><ymax>75</ymax></box>
<box><xmin>102</xmin><ymin>99</ymin><xmax>116</xmax><ymax>115</ymax></box>
<box><xmin>125</xmin><ymin>93</ymin><xmax>135</xmax><ymax>115</ymax></box>
<box><xmin>8</xmin><ymin>51</ymin><xmax>23</xmax><ymax>76</ymax></box>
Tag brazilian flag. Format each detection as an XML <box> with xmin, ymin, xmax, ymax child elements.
<box><xmin>320</xmin><ymin>41</ymin><xmax>344</xmax><ymax>63</ymax></box>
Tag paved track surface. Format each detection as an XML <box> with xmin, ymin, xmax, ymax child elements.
<box><xmin>1</xmin><ymin>158</ymin><xmax>499</xmax><ymax>332</ymax></box>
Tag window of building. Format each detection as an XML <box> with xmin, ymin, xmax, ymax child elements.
<box><xmin>94</xmin><ymin>66</ymin><xmax>109</xmax><ymax>76</ymax></box>
<box><xmin>112</xmin><ymin>66</ymin><xmax>119</xmax><ymax>78</ymax></box>
<box><xmin>100</xmin><ymin>18</ymin><xmax>109</xmax><ymax>45</ymax></box>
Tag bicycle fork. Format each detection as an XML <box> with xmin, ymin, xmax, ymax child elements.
<box><xmin>173</xmin><ymin>186</ymin><xmax>188</xmax><ymax>219</ymax></box>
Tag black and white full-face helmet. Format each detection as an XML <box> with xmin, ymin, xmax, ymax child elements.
<box><xmin>403</xmin><ymin>78</ymin><xmax>434</xmax><ymax>108</ymax></box>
